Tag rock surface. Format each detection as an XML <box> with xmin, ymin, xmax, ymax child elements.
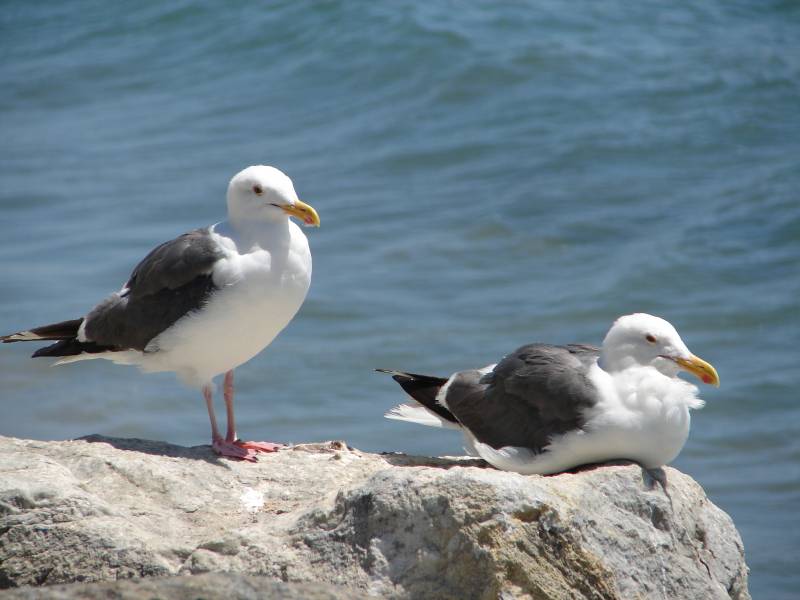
<box><xmin>0</xmin><ymin>435</ymin><xmax>749</xmax><ymax>599</ymax></box>
<box><xmin>0</xmin><ymin>572</ymin><xmax>368</xmax><ymax>600</ymax></box>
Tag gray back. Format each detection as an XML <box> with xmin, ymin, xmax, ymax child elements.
<box><xmin>84</xmin><ymin>228</ymin><xmax>223</xmax><ymax>351</ymax></box>
<box><xmin>444</xmin><ymin>344</ymin><xmax>600</xmax><ymax>453</ymax></box>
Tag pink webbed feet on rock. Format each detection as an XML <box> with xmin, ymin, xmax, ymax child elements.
<box><xmin>211</xmin><ymin>437</ymin><xmax>259</xmax><ymax>462</ymax></box>
<box><xmin>234</xmin><ymin>440</ymin><xmax>283</xmax><ymax>453</ymax></box>
<box><xmin>210</xmin><ymin>439</ymin><xmax>283</xmax><ymax>462</ymax></box>
<box><xmin>204</xmin><ymin>372</ymin><xmax>285</xmax><ymax>462</ymax></box>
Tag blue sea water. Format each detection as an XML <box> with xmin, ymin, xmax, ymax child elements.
<box><xmin>1</xmin><ymin>1</ymin><xmax>798</xmax><ymax>596</ymax></box>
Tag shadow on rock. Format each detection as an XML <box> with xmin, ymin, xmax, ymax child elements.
<box><xmin>378</xmin><ymin>451</ymin><xmax>489</xmax><ymax>470</ymax></box>
<box><xmin>79</xmin><ymin>434</ymin><xmax>230</xmax><ymax>466</ymax></box>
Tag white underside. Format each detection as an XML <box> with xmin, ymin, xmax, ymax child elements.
<box><xmin>386</xmin><ymin>361</ymin><xmax>704</xmax><ymax>474</ymax></box>
<box><xmin>57</xmin><ymin>220</ymin><xmax>312</xmax><ymax>388</ymax></box>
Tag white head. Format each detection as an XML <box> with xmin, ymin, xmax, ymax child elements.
<box><xmin>226</xmin><ymin>165</ymin><xmax>320</xmax><ymax>228</ymax></box>
<box><xmin>600</xmin><ymin>313</ymin><xmax>719</xmax><ymax>386</ymax></box>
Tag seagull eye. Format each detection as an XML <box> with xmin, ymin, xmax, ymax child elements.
<box><xmin>253</xmin><ymin>184</ymin><xmax>263</xmax><ymax>195</ymax></box>
<box><xmin>645</xmin><ymin>334</ymin><xmax>657</xmax><ymax>344</ymax></box>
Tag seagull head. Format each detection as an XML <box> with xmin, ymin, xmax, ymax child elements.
<box><xmin>227</xmin><ymin>165</ymin><xmax>320</xmax><ymax>227</ymax></box>
<box><xmin>600</xmin><ymin>313</ymin><xmax>719</xmax><ymax>386</ymax></box>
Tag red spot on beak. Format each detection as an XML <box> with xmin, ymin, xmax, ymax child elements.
<box><xmin>702</xmin><ymin>374</ymin><xmax>713</xmax><ymax>384</ymax></box>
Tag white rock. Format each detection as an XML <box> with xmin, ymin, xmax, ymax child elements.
<box><xmin>0</xmin><ymin>435</ymin><xmax>749</xmax><ymax>599</ymax></box>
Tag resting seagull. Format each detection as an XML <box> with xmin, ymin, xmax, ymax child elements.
<box><xmin>2</xmin><ymin>165</ymin><xmax>320</xmax><ymax>462</ymax></box>
<box><xmin>379</xmin><ymin>313</ymin><xmax>719</xmax><ymax>477</ymax></box>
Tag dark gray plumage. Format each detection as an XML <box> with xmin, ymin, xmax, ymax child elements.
<box><xmin>82</xmin><ymin>228</ymin><xmax>223</xmax><ymax>352</ymax></box>
<box><xmin>455</xmin><ymin>344</ymin><xmax>600</xmax><ymax>452</ymax></box>
<box><xmin>8</xmin><ymin>228</ymin><xmax>224</xmax><ymax>357</ymax></box>
<box><xmin>382</xmin><ymin>343</ymin><xmax>600</xmax><ymax>454</ymax></box>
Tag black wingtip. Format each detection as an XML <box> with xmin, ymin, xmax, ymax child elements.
<box><xmin>2</xmin><ymin>318</ymin><xmax>84</xmax><ymax>344</ymax></box>
<box><xmin>31</xmin><ymin>339</ymin><xmax>115</xmax><ymax>358</ymax></box>
<box><xmin>375</xmin><ymin>368</ymin><xmax>448</xmax><ymax>383</ymax></box>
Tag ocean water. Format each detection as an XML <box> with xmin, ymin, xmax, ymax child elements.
<box><xmin>1</xmin><ymin>1</ymin><xmax>798</xmax><ymax>596</ymax></box>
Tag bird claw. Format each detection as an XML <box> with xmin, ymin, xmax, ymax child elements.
<box><xmin>212</xmin><ymin>439</ymin><xmax>258</xmax><ymax>462</ymax></box>
<box><xmin>211</xmin><ymin>438</ymin><xmax>283</xmax><ymax>462</ymax></box>
<box><xmin>641</xmin><ymin>466</ymin><xmax>672</xmax><ymax>505</ymax></box>
<box><xmin>235</xmin><ymin>440</ymin><xmax>283</xmax><ymax>453</ymax></box>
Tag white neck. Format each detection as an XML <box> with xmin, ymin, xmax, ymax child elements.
<box><xmin>598</xmin><ymin>345</ymin><xmax>636</xmax><ymax>374</ymax></box>
<box><xmin>216</xmin><ymin>214</ymin><xmax>292</xmax><ymax>253</ymax></box>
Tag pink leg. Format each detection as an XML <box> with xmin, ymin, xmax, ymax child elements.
<box><xmin>204</xmin><ymin>381</ymin><xmax>257</xmax><ymax>462</ymax></box>
<box><xmin>223</xmin><ymin>370</ymin><xmax>283</xmax><ymax>454</ymax></box>
<box><xmin>204</xmin><ymin>384</ymin><xmax>221</xmax><ymax>442</ymax></box>
<box><xmin>223</xmin><ymin>370</ymin><xmax>237</xmax><ymax>443</ymax></box>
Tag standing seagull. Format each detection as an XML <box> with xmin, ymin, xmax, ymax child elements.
<box><xmin>379</xmin><ymin>313</ymin><xmax>719</xmax><ymax>476</ymax></box>
<box><xmin>2</xmin><ymin>165</ymin><xmax>320</xmax><ymax>462</ymax></box>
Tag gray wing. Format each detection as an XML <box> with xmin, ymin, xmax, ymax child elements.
<box><xmin>443</xmin><ymin>344</ymin><xmax>601</xmax><ymax>453</ymax></box>
<box><xmin>82</xmin><ymin>228</ymin><xmax>224</xmax><ymax>351</ymax></box>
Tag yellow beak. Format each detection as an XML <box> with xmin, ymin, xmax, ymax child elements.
<box><xmin>675</xmin><ymin>354</ymin><xmax>720</xmax><ymax>387</ymax></box>
<box><xmin>281</xmin><ymin>199</ymin><xmax>320</xmax><ymax>227</ymax></box>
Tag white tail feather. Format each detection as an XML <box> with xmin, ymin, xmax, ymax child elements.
<box><xmin>384</xmin><ymin>403</ymin><xmax>460</xmax><ymax>430</ymax></box>
<box><xmin>3</xmin><ymin>331</ymin><xmax>43</xmax><ymax>342</ymax></box>
<box><xmin>53</xmin><ymin>354</ymin><xmax>102</xmax><ymax>366</ymax></box>
<box><xmin>53</xmin><ymin>350</ymin><xmax>141</xmax><ymax>367</ymax></box>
